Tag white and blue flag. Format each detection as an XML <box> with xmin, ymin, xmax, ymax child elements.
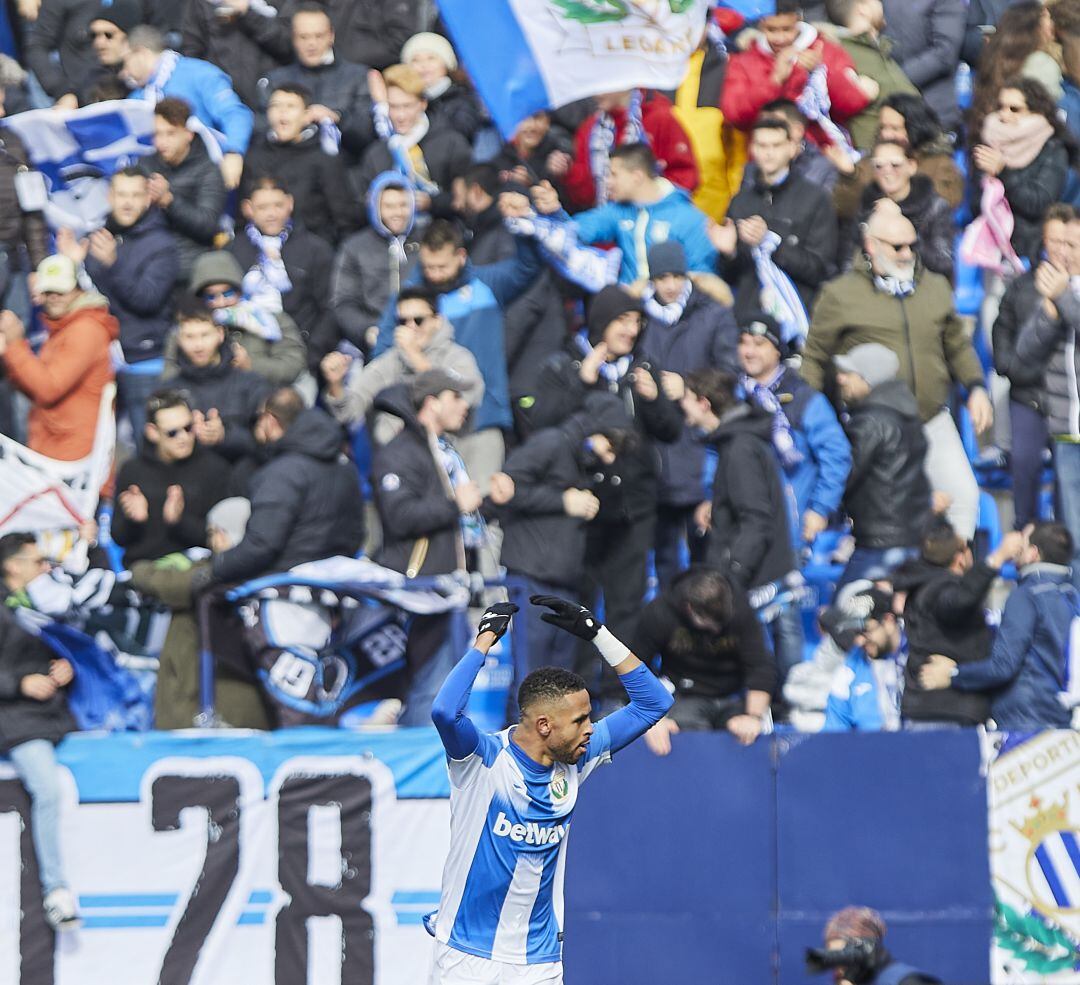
<box><xmin>1</xmin><ymin>100</ymin><xmax>155</xmax><ymax>234</ymax></box>
<box><xmin>438</xmin><ymin>0</ymin><xmax>711</xmax><ymax>137</ymax></box>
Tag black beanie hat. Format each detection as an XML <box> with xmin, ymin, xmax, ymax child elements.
<box><xmin>91</xmin><ymin>0</ymin><xmax>143</xmax><ymax>34</ymax></box>
<box><xmin>647</xmin><ymin>239</ymin><xmax>688</xmax><ymax>279</ymax></box>
<box><xmin>739</xmin><ymin>310</ymin><xmax>785</xmax><ymax>356</ymax></box>
<box><xmin>587</xmin><ymin>285</ymin><xmax>643</xmax><ymax>345</ymax></box>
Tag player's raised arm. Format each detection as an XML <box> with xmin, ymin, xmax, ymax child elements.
<box><xmin>431</xmin><ymin>602</ymin><xmax>519</xmax><ymax>759</ymax></box>
<box><xmin>529</xmin><ymin>595</ymin><xmax>674</xmax><ymax>755</ymax></box>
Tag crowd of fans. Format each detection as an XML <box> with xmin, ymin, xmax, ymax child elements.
<box><xmin>3</xmin><ymin>0</ymin><xmax>1080</xmax><ymax>926</ymax></box>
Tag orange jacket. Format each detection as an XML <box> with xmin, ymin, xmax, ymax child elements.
<box><xmin>4</xmin><ymin>293</ymin><xmax>118</xmax><ymax>461</ymax></box>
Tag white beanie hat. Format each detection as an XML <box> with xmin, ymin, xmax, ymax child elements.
<box><xmin>401</xmin><ymin>32</ymin><xmax>458</xmax><ymax>72</ymax></box>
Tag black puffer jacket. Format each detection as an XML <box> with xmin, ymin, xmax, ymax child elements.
<box><xmin>370</xmin><ymin>384</ymin><xmax>464</xmax><ymax>577</ymax></box>
<box><xmin>242</xmin><ymin>131</ymin><xmax>362</xmax><ymax>246</ymax></box>
<box><xmin>529</xmin><ymin>345</ymin><xmax>683</xmax><ymax>524</ymax></box>
<box><xmin>722</xmin><ymin>171</ymin><xmax>838</xmax><ymax>324</ymax></box>
<box><xmin>165</xmin><ymin>346</ymin><xmax>273</xmax><ymax>465</ymax></box>
<box><xmin>83</xmin><ymin>207</ymin><xmax>179</xmax><ymax>363</ymax></box>
<box><xmin>496</xmin><ymin>400</ymin><xmax>630</xmax><ymax>588</ymax></box>
<box><xmin>842</xmin><ymin>379</ymin><xmax>931</xmax><ymax>549</ymax></box>
<box><xmin>263</xmin><ymin>58</ymin><xmax>375</xmax><ymax>156</ymax></box>
<box><xmin>992</xmin><ymin>270</ymin><xmax>1046</xmax><ymax>414</ymax></box>
<box><xmin>0</xmin><ymin>607</ymin><xmax>76</xmax><ymax>752</ymax></box>
<box><xmin>181</xmin><ymin>1</ymin><xmax>293</xmax><ymax>109</ymax></box>
<box><xmin>0</xmin><ymin>131</ymin><xmax>48</xmax><ymax>267</ymax></box>
<box><xmin>426</xmin><ymin>82</ymin><xmax>487</xmax><ymax>145</ymax></box>
<box><xmin>705</xmin><ymin>404</ymin><xmax>796</xmax><ymax>590</ymax></box>
<box><xmin>277</xmin><ymin>0</ymin><xmax>429</xmax><ymax>71</ymax></box>
<box><xmin>24</xmin><ymin>0</ymin><xmax>100</xmax><ymax>100</ymax></box>
<box><xmin>146</xmin><ymin>139</ymin><xmax>227</xmax><ymax>281</ymax></box>
<box><xmin>212</xmin><ymin>408</ymin><xmax>363</xmax><ymax>582</ymax></box>
<box><xmin>895</xmin><ymin>558</ymin><xmax>996</xmax><ymax>726</ymax></box>
<box><xmin>228</xmin><ymin>223</ymin><xmax>336</xmax><ymax>367</ymax></box>
<box><xmin>855</xmin><ymin>174</ymin><xmax>954</xmax><ymax>279</ymax></box>
<box><xmin>637</xmin><ymin>278</ymin><xmax>739</xmax><ymax>507</ymax></box>
<box><xmin>998</xmin><ymin>138</ymin><xmax>1070</xmax><ymax>266</ymax></box>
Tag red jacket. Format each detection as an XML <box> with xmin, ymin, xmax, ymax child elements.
<box><xmin>4</xmin><ymin>293</ymin><xmax>117</xmax><ymax>461</ymax></box>
<box><xmin>564</xmin><ymin>90</ymin><xmax>699</xmax><ymax>209</ymax></box>
<box><xmin>721</xmin><ymin>26</ymin><xmax>870</xmax><ymax>148</ymax></box>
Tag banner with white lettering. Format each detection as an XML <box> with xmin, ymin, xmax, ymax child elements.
<box><xmin>0</xmin><ymin>730</ymin><xmax>450</xmax><ymax>985</ymax></box>
<box><xmin>987</xmin><ymin>731</ymin><xmax>1080</xmax><ymax>982</ymax></box>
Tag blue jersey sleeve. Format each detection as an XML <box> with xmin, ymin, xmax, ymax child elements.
<box><xmin>594</xmin><ymin>664</ymin><xmax>674</xmax><ymax>757</ymax></box>
<box><xmin>431</xmin><ymin>647</ymin><xmax>487</xmax><ymax>760</ymax></box>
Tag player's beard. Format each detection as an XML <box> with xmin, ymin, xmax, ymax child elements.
<box><xmin>552</xmin><ymin>737</ymin><xmax>588</xmax><ymax>765</ymax></box>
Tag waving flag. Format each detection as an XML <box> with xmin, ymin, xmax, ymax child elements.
<box><xmin>1</xmin><ymin>100</ymin><xmax>155</xmax><ymax>234</ymax></box>
<box><xmin>439</xmin><ymin>0</ymin><xmax>711</xmax><ymax>137</ymax></box>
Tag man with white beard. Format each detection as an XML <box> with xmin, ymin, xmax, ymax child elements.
<box><xmin>800</xmin><ymin>200</ymin><xmax>989</xmax><ymax>542</ymax></box>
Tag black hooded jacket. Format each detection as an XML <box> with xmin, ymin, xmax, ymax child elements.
<box><xmin>529</xmin><ymin>342</ymin><xmax>683</xmax><ymax>524</ymax></box>
<box><xmin>842</xmin><ymin>379</ymin><xmax>932</xmax><ymax>549</ymax></box>
<box><xmin>370</xmin><ymin>384</ymin><xmax>464</xmax><ymax>577</ymax></box>
<box><xmin>704</xmin><ymin>404</ymin><xmax>796</xmax><ymax>590</ymax></box>
<box><xmin>894</xmin><ymin>558</ymin><xmax>996</xmax><ymax>726</ymax></box>
<box><xmin>165</xmin><ymin>346</ymin><xmax>274</xmax><ymax>465</ymax></box>
<box><xmin>631</xmin><ymin>568</ymin><xmax>777</xmax><ymax>699</ymax></box>
<box><xmin>212</xmin><ymin>408</ymin><xmax>363</xmax><ymax>583</ymax></box>
<box><xmin>495</xmin><ymin>398</ymin><xmax>631</xmax><ymax>588</ymax></box>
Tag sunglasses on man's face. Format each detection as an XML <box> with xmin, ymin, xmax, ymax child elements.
<box><xmin>91</xmin><ymin>28</ymin><xmax>117</xmax><ymax>39</ymax></box>
<box><xmin>162</xmin><ymin>422</ymin><xmax>195</xmax><ymax>439</ymax></box>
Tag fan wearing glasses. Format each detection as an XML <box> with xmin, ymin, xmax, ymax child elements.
<box><xmin>111</xmin><ymin>388</ymin><xmax>229</xmax><ymax>564</ymax></box>
<box><xmin>322</xmin><ymin>286</ymin><xmax>482</xmax><ymax>446</ymax></box>
<box><xmin>853</xmin><ymin>138</ymin><xmax>954</xmax><ymax>278</ymax></box>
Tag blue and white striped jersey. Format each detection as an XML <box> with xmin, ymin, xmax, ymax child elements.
<box><xmin>434</xmin><ymin>720</ymin><xmax>613</xmax><ymax>964</ymax></box>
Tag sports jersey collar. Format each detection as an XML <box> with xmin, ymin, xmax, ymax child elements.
<box><xmin>507</xmin><ymin>726</ymin><xmax>554</xmax><ymax>775</ymax></box>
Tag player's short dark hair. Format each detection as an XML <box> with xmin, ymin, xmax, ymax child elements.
<box><xmin>113</xmin><ymin>163</ymin><xmax>149</xmax><ymax>183</ymax></box>
<box><xmin>246</xmin><ymin>173</ymin><xmax>291</xmax><ymax>198</ymax></box>
<box><xmin>518</xmin><ymin>667</ymin><xmax>588</xmax><ymax>715</ymax></box>
<box><xmin>1029</xmin><ymin>522</ymin><xmax>1074</xmax><ymax>565</ymax></box>
<box><xmin>610</xmin><ymin>142</ymin><xmax>657</xmax><ymax>176</ymax></box>
<box><xmin>421</xmin><ymin>219</ymin><xmax>465</xmax><ymax>252</ymax></box>
<box><xmin>0</xmin><ymin>532</ymin><xmax>36</xmax><ymax>569</ymax></box>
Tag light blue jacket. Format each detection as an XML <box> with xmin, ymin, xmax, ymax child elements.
<box><xmin>569</xmin><ymin>179</ymin><xmax>717</xmax><ymax>283</ymax></box>
<box><xmin>130</xmin><ymin>55</ymin><xmax>253</xmax><ymax>155</ymax></box>
<box><xmin>823</xmin><ymin>641</ymin><xmax>905</xmax><ymax>732</ymax></box>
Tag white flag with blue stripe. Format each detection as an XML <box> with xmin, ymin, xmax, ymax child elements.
<box><xmin>1</xmin><ymin>100</ymin><xmax>155</xmax><ymax>235</ymax></box>
<box><xmin>439</xmin><ymin>0</ymin><xmax>710</xmax><ymax>137</ymax></box>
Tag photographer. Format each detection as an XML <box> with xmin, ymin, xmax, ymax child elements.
<box><xmin>808</xmin><ymin>906</ymin><xmax>941</xmax><ymax>984</ymax></box>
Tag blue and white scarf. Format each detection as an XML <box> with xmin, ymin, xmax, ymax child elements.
<box><xmin>438</xmin><ymin>439</ymin><xmax>483</xmax><ymax>548</ymax></box>
<box><xmin>214</xmin><ymin>298</ymin><xmax>282</xmax><ymax>342</ymax></box>
<box><xmin>643</xmin><ymin>280</ymin><xmax>692</xmax><ymax>326</ymax></box>
<box><xmin>141</xmin><ymin>49</ymin><xmax>180</xmax><ymax>103</ymax></box>
<box><xmin>752</xmin><ymin>230</ymin><xmax>809</xmax><ymax>347</ymax></box>
<box><xmin>575</xmin><ymin>328</ymin><xmax>632</xmax><ymax>384</ymax></box>
<box><xmin>588</xmin><ymin>88</ymin><xmax>647</xmax><ymax>206</ymax></box>
<box><xmin>242</xmin><ymin>221</ymin><xmax>292</xmax><ymax>313</ymax></box>
<box><xmin>373</xmin><ymin>103</ymin><xmax>439</xmax><ymax>195</ymax></box>
<box><xmin>503</xmin><ymin>212</ymin><xmax>621</xmax><ymax>292</ymax></box>
<box><xmin>796</xmin><ymin>64</ymin><xmax>856</xmax><ymax>159</ymax></box>
<box><xmin>740</xmin><ymin>367</ymin><xmax>804</xmax><ymax>470</ymax></box>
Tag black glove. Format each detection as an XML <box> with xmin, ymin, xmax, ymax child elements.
<box><xmin>530</xmin><ymin>595</ymin><xmax>600</xmax><ymax>640</ymax></box>
<box><xmin>477</xmin><ymin>602</ymin><xmax>519</xmax><ymax>641</ymax></box>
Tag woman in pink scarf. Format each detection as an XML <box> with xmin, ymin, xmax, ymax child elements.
<box><xmin>972</xmin><ymin>76</ymin><xmax>1072</xmax><ymax>264</ymax></box>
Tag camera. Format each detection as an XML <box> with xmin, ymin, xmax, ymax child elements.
<box><xmin>806</xmin><ymin>936</ymin><xmax>880</xmax><ymax>980</ymax></box>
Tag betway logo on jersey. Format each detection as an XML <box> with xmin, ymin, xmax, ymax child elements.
<box><xmin>492</xmin><ymin>812</ymin><xmax>569</xmax><ymax>845</ymax></box>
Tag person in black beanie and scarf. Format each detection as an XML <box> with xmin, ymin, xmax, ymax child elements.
<box><xmin>528</xmin><ymin>284</ymin><xmax>683</xmax><ymax>700</ymax></box>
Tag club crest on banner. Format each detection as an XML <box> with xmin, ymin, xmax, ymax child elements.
<box><xmin>989</xmin><ymin>732</ymin><xmax>1080</xmax><ymax>981</ymax></box>
<box><xmin>549</xmin><ymin>0</ymin><xmax>704</xmax><ymax>58</ymax></box>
